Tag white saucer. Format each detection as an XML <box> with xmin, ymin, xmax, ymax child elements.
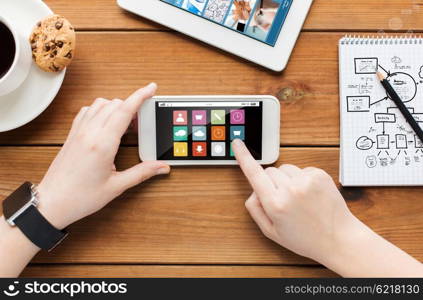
<box><xmin>0</xmin><ymin>0</ymin><xmax>65</xmax><ymax>132</ymax></box>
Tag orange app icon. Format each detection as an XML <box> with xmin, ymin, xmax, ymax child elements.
<box><xmin>192</xmin><ymin>142</ymin><xmax>207</xmax><ymax>157</ymax></box>
<box><xmin>211</xmin><ymin>126</ymin><xmax>226</xmax><ymax>141</ymax></box>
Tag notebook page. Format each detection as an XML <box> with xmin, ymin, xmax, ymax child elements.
<box><xmin>339</xmin><ymin>37</ymin><xmax>423</xmax><ymax>186</ymax></box>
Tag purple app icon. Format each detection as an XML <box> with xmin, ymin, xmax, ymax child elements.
<box><xmin>192</xmin><ymin>110</ymin><xmax>207</xmax><ymax>125</ymax></box>
<box><xmin>230</xmin><ymin>109</ymin><xmax>245</xmax><ymax>124</ymax></box>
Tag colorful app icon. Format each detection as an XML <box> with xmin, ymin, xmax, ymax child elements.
<box><xmin>173</xmin><ymin>110</ymin><xmax>187</xmax><ymax>125</ymax></box>
<box><xmin>192</xmin><ymin>126</ymin><xmax>207</xmax><ymax>141</ymax></box>
<box><xmin>193</xmin><ymin>142</ymin><xmax>207</xmax><ymax>156</ymax></box>
<box><xmin>230</xmin><ymin>126</ymin><xmax>245</xmax><ymax>140</ymax></box>
<box><xmin>211</xmin><ymin>126</ymin><xmax>226</xmax><ymax>140</ymax></box>
<box><xmin>174</xmin><ymin>142</ymin><xmax>188</xmax><ymax>157</ymax></box>
<box><xmin>211</xmin><ymin>110</ymin><xmax>226</xmax><ymax>124</ymax></box>
<box><xmin>192</xmin><ymin>110</ymin><xmax>207</xmax><ymax>125</ymax></box>
<box><xmin>230</xmin><ymin>144</ymin><xmax>235</xmax><ymax>157</ymax></box>
<box><xmin>211</xmin><ymin>142</ymin><xmax>226</xmax><ymax>157</ymax></box>
<box><xmin>230</xmin><ymin>109</ymin><xmax>245</xmax><ymax>124</ymax></box>
<box><xmin>173</xmin><ymin>126</ymin><xmax>188</xmax><ymax>141</ymax></box>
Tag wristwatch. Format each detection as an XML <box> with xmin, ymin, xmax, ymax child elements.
<box><xmin>2</xmin><ymin>182</ymin><xmax>68</xmax><ymax>251</ymax></box>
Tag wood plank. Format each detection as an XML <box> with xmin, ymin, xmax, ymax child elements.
<box><xmin>306</xmin><ymin>0</ymin><xmax>423</xmax><ymax>32</ymax></box>
<box><xmin>1</xmin><ymin>146</ymin><xmax>422</xmax><ymax>264</ymax></box>
<box><xmin>44</xmin><ymin>0</ymin><xmax>423</xmax><ymax>31</ymax></box>
<box><xmin>21</xmin><ymin>264</ymin><xmax>336</xmax><ymax>278</ymax></box>
<box><xmin>0</xmin><ymin>31</ymin><xmax>341</xmax><ymax>146</ymax></box>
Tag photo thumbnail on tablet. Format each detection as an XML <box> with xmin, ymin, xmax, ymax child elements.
<box><xmin>162</xmin><ymin>0</ymin><xmax>293</xmax><ymax>46</ymax></box>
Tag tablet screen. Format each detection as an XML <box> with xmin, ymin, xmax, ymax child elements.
<box><xmin>155</xmin><ymin>100</ymin><xmax>263</xmax><ymax>160</ymax></box>
<box><xmin>161</xmin><ymin>0</ymin><xmax>293</xmax><ymax>46</ymax></box>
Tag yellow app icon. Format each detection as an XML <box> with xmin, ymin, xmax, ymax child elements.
<box><xmin>174</xmin><ymin>142</ymin><xmax>188</xmax><ymax>157</ymax></box>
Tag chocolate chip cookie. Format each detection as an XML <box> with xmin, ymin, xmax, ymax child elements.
<box><xmin>29</xmin><ymin>15</ymin><xmax>76</xmax><ymax>72</ymax></box>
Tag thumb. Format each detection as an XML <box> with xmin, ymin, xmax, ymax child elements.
<box><xmin>113</xmin><ymin>161</ymin><xmax>170</xmax><ymax>191</ymax></box>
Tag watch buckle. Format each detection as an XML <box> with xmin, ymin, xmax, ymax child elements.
<box><xmin>6</xmin><ymin>186</ymin><xmax>39</xmax><ymax>226</ymax></box>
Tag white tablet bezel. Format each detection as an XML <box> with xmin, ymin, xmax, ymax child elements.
<box><xmin>117</xmin><ymin>0</ymin><xmax>313</xmax><ymax>71</ymax></box>
<box><xmin>138</xmin><ymin>96</ymin><xmax>280</xmax><ymax>165</ymax></box>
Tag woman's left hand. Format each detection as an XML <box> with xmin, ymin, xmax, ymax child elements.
<box><xmin>37</xmin><ymin>83</ymin><xmax>170</xmax><ymax>230</ymax></box>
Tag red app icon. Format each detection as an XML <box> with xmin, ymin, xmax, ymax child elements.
<box><xmin>173</xmin><ymin>110</ymin><xmax>187</xmax><ymax>125</ymax></box>
<box><xmin>192</xmin><ymin>142</ymin><xmax>207</xmax><ymax>157</ymax></box>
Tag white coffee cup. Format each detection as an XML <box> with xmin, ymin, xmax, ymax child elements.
<box><xmin>0</xmin><ymin>15</ymin><xmax>32</xmax><ymax>96</ymax></box>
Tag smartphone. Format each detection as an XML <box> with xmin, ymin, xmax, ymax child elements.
<box><xmin>138</xmin><ymin>96</ymin><xmax>280</xmax><ymax>165</ymax></box>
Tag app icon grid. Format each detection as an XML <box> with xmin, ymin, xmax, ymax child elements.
<box><xmin>172</xmin><ymin>108</ymin><xmax>246</xmax><ymax>158</ymax></box>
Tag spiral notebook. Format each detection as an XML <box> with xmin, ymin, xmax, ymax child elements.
<box><xmin>339</xmin><ymin>36</ymin><xmax>423</xmax><ymax>186</ymax></box>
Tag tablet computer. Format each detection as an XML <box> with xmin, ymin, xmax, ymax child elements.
<box><xmin>117</xmin><ymin>0</ymin><xmax>313</xmax><ymax>71</ymax></box>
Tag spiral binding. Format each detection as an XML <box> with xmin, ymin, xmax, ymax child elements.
<box><xmin>339</xmin><ymin>35</ymin><xmax>423</xmax><ymax>46</ymax></box>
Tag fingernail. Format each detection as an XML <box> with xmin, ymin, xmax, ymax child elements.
<box><xmin>147</xmin><ymin>82</ymin><xmax>157</xmax><ymax>90</ymax></box>
<box><xmin>157</xmin><ymin>167</ymin><xmax>170</xmax><ymax>175</ymax></box>
<box><xmin>232</xmin><ymin>139</ymin><xmax>243</xmax><ymax>147</ymax></box>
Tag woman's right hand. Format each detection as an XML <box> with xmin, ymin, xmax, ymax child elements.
<box><xmin>232</xmin><ymin>139</ymin><xmax>362</xmax><ymax>264</ymax></box>
<box><xmin>232</xmin><ymin>139</ymin><xmax>423</xmax><ymax>277</ymax></box>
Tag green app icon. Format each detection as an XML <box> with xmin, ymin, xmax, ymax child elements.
<box><xmin>211</xmin><ymin>110</ymin><xmax>226</xmax><ymax>125</ymax></box>
<box><xmin>173</xmin><ymin>126</ymin><xmax>188</xmax><ymax>141</ymax></box>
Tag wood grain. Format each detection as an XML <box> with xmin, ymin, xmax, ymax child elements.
<box><xmin>0</xmin><ymin>31</ymin><xmax>341</xmax><ymax>146</ymax></box>
<box><xmin>44</xmin><ymin>0</ymin><xmax>423</xmax><ymax>32</ymax></box>
<box><xmin>21</xmin><ymin>264</ymin><xmax>337</xmax><ymax>278</ymax></box>
<box><xmin>3</xmin><ymin>0</ymin><xmax>422</xmax><ymax>279</ymax></box>
<box><xmin>0</xmin><ymin>146</ymin><xmax>422</xmax><ymax>264</ymax></box>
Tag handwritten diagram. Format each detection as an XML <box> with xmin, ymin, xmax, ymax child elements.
<box><xmin>345</xmin><ymin>56</ymin><xmax>423</xmax><ymax>169</ymax></box>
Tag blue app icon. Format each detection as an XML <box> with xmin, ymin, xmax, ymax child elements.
<box><xmin>230</xmin><ymin>126</ymin><xmax>245</xmax><ymax>140</ymax></box>
<box><xmin>192</xmin><ymin>126</ymin><xmax>207</xmax><ymax>141</ymax></box>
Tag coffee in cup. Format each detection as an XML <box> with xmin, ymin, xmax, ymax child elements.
<box><xmin>0</xmin><ymin>21</ymin><xmax>15</xmax><ymax>79</ymax></box>
<box><xmin>0</xmin><ymin>15</ymin><xmax>31</xmax><ymax>96</ymax></box>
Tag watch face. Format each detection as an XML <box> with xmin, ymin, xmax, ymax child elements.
<box><xmin>2</xmin><ymin>182</ymin><xmax>33</xmax><ymax>219</ymax></box>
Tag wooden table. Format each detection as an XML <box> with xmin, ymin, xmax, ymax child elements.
<box><xmin>1</xmin><ymin>0</ymin><xmax>422</xmax><ymax>278</ymax></box>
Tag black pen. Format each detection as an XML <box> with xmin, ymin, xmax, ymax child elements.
<box><xmin>377</xmin><ymin>71</ymin><xmax>423</xmax><ymax>143</ymax></box>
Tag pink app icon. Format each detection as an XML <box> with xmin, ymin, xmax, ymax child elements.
<box><xmin>230</xmin><ymin>109</ymin><xmax>245</xmax><ymax>124</ymax></box>
<box><xmin>192</xmin><ymin>110</ymin><xmax>207</xmax><ymax>125</ymax></box>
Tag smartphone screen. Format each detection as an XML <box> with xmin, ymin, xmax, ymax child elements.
<box><xmin>155</xmin><ymin>100</ymin><xmax>263</xmax><ymax>160</ymax></box>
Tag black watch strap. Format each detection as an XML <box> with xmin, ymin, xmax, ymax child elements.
<box><xmin>14</xmin><ymin>205</ymin><xmax>68</xmax><ymax>251</ymax></box>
